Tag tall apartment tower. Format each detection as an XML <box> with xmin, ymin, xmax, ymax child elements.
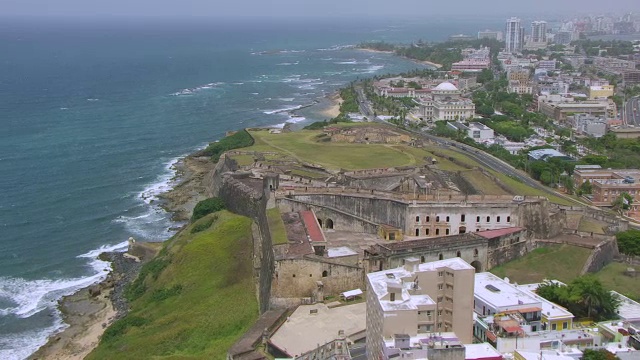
<box><xmin>365</xmin><ymin>257</ymin><xmax>475</xmax><ymax>359</ymax></box>
<box><xmin>531</xmin><ymin>21</ymin><xmax>548</xmax><ymax>43</ymax></box>
<box><xmin>505</xmin><ymin>17</ymin><xmax>523</xmax><ymax>53</ymax></box>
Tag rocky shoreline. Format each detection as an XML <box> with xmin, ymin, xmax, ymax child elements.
<box><xmin>30</xmin><ymin>154</ymin><xmax>216</xmax><ymax>359</ymax></box>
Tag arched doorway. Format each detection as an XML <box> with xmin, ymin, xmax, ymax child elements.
<box><xmin>471</xmin><ymin>260</ymin><xmax>483</xmax><ymax>273</ymax></box>
<box><xmin>459</xmin><ymin>226</ymin><xmax>466</xmax><ymax>234</ymax></box>
<box><xmin>438</xmin><ymin>253</ymin><xmax>443</xmax><ymax>260</ymax></box>
<box><xmin>326</xmin><ymin>218</ymin><xmax>334</xmax><ymax>229</ymax></box>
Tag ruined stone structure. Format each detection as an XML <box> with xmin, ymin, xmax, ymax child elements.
<box><xmin>325</xmin><ymin>126</ymin><xmax>413</xmax><ymax>144</ymax></box>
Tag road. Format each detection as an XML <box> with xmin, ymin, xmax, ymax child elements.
<box><xmin>624</xmin><ymin>96</ymin><xmax>640</xmax><ymax>127</ymax></box>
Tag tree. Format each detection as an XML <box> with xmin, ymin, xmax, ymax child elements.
<box><xmin>579</xmin><ymin>180</ymin><xmax>593</xmax><ymax>195</ymax></box>
<box><xmin>616</xmin><ymin>229</ymin><xmax>640</xmax><ymax>256</ymax></box>
<box><xmin>536</xmin><ymin>276</ymin><xmax>619</xmax><ymax>321</ymax></box>
<box><xmin>191</xmin><ymin>197</ymin><xmax>225</xmax><ymax>222</ymax></box>
<box><xmin>477</xmin><ymin>69</ymin><xmax>494</xmax><ymax>84</ymax></box>
<box><xmin>612</xmin><ymin>192</ymin><xmax>633</xmax><ymax>215</ymax></box>
<box><xmin>477</xmin><ymin>104</ymin><xmax>495</xmax><ymax>117</ymax></box>
<box><xmin>581</xmin><ymin>349</ymin><xmax>620</xmax><ymax>360</ymax></box>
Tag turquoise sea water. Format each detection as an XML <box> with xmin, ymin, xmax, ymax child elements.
<box><xmin>0</xmin><ymin>17</ymin><xmax>501</xmax><ymax>358</ymax></box>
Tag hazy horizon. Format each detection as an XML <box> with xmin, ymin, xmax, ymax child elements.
<box><xmin>1</xmin><ymin>0</ymin><xmax>638</xmax><ymax>19</ymax></box>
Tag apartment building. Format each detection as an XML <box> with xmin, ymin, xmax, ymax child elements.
<box><xmin>366</xmin><ymin>258</ymin><xmax>475</xmax><ymax>358</ymax></box>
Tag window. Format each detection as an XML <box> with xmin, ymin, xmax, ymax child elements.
<box><xmin>390</xmin><ymin>292</ymin><xmax>396</xmax><ymax>301</ymax></box>
<box><xmin>476</xmin><ymin>216</ymin><xmax>480</xmax><ymax>222</ymax></box>
<box><xmin>439</xmin><ymin>253</ymin><xmax>443</xmax><ymax>260</ymax></box>
<box><xmin>426</xmin><ymin>216</ymin><xmax>430</xmax><ymax>223</ymax></box>
<box><xmin>426</xmin><ymin>229</ymin><xmax>430</xmax><ymax>236</ymax></box>
<box><xmin>563</xmin><ymin>322</ymin><xmax>568</xmax><ymax>329</ymax></box>
<box><xmin>446</xmin><ymin>216</ymin><xmax>450</xmax><ymax>222</ymax></box>
<box><xmin>415</xmin><ymin>215</ymin><xmax>420</xmax><ymax>223</ymax></box>
<box><xmin>551</xmin><ymin>323</ymin><xmax>557</xmax><ymax>331</ymax></box>
<box><xmin>507</xmin><ymin>216</ymin><xmax>511</xmax><ymax>223</ymax></box>
<box><xmin>436</xmin><ymin>229</ymin><xmax>440</xmax><ymax>235</ymax></box>
<box><xmin>445</xmin><ymin>229</ymin><xmax>450</xmax><ymax>235</ymax></box>
<box><xmin>421</xmin><ymin>256</ymin><xmax>425</xmax><ymax>263</ymax></box>
<box><xmin>293</xmin><ymin>274</ymin><xmax>296</xmax><ymax>278</ymax></box>
<box><xmin>486</xmin><ymin>216</ymin><xmax>490</xmax><ymax>222</ymax></box>
<box><xmin>322</xmin><ymin>270</ymin><xmax>328</xmax><ymax>277</ymax></box>
<box><xmin>438</xmin><ymin>271</ymin><xmax>444</xmax><ymax>277</ymax></box>
<box><xmin>461</xmin><ymin>214</ymin><xmax>466</xmax><ymax>222</ymax></box>
<box><xmin>497</xmin><ymin>216</ymin><xmax>501</xmax><ymax>222</ymax></box>
<box><xmin>456</xmin><ymin>251</ymin><xmax>461</xmax><ymax>257</ymax></box>
<box><xmin>438</xmin><ymin>310</ymin><xmax>443</xmax><ymax>316</ymax></box>
<box><xmin>474</xmin><ymin>249</ymin><xmax>479</xmax><ymax>257</ymax></box>
<box><xmin>415</xmin><ymin>228</ymin><xmax>420</xmax><ymax>236</ymax></box>
<box><xmin>438</xmin><ymin>284</ymin><xmax>443</xmax><ymax>290</ymax></box>
<box><xmin>436</xmin><ymin>216</ymin><xmax>440</xmax><ymax>223</ymax></box>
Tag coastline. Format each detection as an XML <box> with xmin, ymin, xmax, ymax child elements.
<box><xmin>320</xmin><ymin>92</ymin><xmax>342</xmax><ymax>119</ymax></box>
<box><xmin>356</xmin><ymin>47</ymin><xmax>442</xmax><ymax>69</ymax></box>
<box><xmin>29</xmin><ymin>155</ymin><xmax>215</xmax><ymax>359</ymax></box>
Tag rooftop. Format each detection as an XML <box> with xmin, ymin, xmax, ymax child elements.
<box><xmin>434</xmin><ymin>82</ymin><xmax>458</xmax><ymax>91</ymax></box>
<box><xmin>475</xmin><ymin>227</ymin><xmax>524</xmax><ymax>239</ymax></box>
<box><xmin>612</xmin><ymin>291</ymin><xmax>640</xmax><ymax>322</ymax></box>
<box><xmin>300</xmin><ymin>210</ymin><xmax>325</xmax><ymax>243</ymax></box>
<box><xmin>515</xmin><ymin>284</ymin><xmax>574</xmax><ymax>320</ymax></box>
<box><xmin>464</xmin><ymin>343</ymin><xmax>502</xmax><ymax>360</ymax></box>
<box><xmin>269</xmin><ymin>303</ymin><xmax>366</xmax><ymax>357</ymax></box>
<box><xmin>474</xmin><ymin>272</ymin><xmax>541</xmax><ymax>311</ymax></box>
<box><xmin>326</xmin><ymin>246</ymin><xmax>358</xmax><ymax>258</ymax></box>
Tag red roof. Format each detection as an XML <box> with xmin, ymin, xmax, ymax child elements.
<box><xmin>300</xmin><ymin>211</ymin><xmax>325</xmax><ymax>243</ymax></box>
<box><xmin>475</xmin><ymin>227</ymin><xmax>524</xmax><ymax>239</ymax></box>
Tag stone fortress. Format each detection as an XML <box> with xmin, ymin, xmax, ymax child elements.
<box><xmin>210</xmin><ymin>126</ymin><xmax>628</xmax><ymax>358</ymax></box>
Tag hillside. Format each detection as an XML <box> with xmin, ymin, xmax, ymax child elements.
<box><xmin>87</xmin><ymin>211</ymin><xmax>259</xmax><ymax>359</ymax></box>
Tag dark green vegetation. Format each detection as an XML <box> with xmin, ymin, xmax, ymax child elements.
<box><xmin>537</xmin><ymin>276</ymin><xmax>620</xmax><ymax>321</ymax></box>
<box><xmin>200</xmin><ymin>129</ymin><xmax>255</xmax><ymax>162</ymax></box>
<box><xmin>191</xmin><ymin>197</ymin><xmax>225</xmax><ymax>222</ymax></box>
<box><xmin>88</xmin><ymin>211</ymin><xmax>259</xmax><ymax>359</ymax></box>
<box><xmin>359</xmin><ymin>39</ymin><xmax>502</xmax><ymax>70</ymax></box>
<box><xmin>267</xmin><ymin>207</ymin><xmax>287</xmax><ymax>245</ymax></box>
<box><xmin>578</xmin><ymin>134</ymin><xmax>640</xmax><ymax>169</ymax></box>
<box><xmin>616</xmin><ymin>229</ymin><xmax>640</xmax><ymax>256</ymax></box>
<box><xmin>574</xmin><ymin>39</ymin><xmax>636</xmax><ymax>57</ymax></box>
<box><xmin>581</xmin><ymin>349</ymin><xmax>620</xmax><ymax>360</ymax></box>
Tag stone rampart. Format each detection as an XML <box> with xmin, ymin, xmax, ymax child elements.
<box><xmin>213</xmin><ymin>157</ymin><xmax>274</xmax><ymax>314</ymax></box>
<box><xmin>581</xmin><ymin>238</ymin><xmax>619</xmax><ymax>274</ymax></box>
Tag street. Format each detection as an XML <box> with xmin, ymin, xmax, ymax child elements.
<box><xmin>624</xmin><ymin>96</ymin><xmax>640</xmax><ymax>127</ymax></box>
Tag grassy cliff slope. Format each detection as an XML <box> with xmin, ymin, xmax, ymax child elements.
<box><xmin>87</xmin><ymin>211</ymin><xmax>259</xmax><ymax>359</ymax></box>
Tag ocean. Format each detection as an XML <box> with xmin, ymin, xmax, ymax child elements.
<box><xmin>0</xmin><ymin>16</ymin><xmax>502</xmax><ymax>358</ymax></box>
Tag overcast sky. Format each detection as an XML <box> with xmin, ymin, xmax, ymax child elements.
<box><xmin>1</xmin><ymin>0</ymin><xmax>637</xmax><ymax>18</ymax></box>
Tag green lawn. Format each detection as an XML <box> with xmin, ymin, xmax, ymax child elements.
<box><xmin>88</xmin><ymin>211</ymin><xmax>259</xmax><ymax>360</ymax></box>
<box><xmin>267</xmin><ymin>208</ymin><xmax>288</xmax><ymax>245</ymax></box>
<box><xmin>247</xmin><ymin>130</ymin><xmax>423</xmax><ymax>170</ymax></box>
<box><xmin>461</xmin><ymin>170</ymin><xmax>510</xmax><ymax>195</ymax></box>
<box><xmin>490</xmin><ymin>245</ymin><xmax>593</xmax><ymax>284</ymax></box>
<box><xmin>594</xmin><ymin>262</ymin><xmax>640</xmax><ymax>301</ymax></box>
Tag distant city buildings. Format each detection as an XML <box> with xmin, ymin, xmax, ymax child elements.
<box><xmin>574</xmin><ymin>168</ymin><xmax>640</xmax><ymax>218</ymax></box>
<box><xmin>447</xmin><ymin>122</ymin><xmax>495</xmax><ymax>144</ymax></box>
<box><xmin>505</xmin><ymin>18</ymin><xmax>524</xmax><ymax>53</ymax></box>
<box><xmin>478</xmin><ymin>30</ymin><xmax>503</xmax><ymax>41</ymax></box>
<box><xmin>452</xmin><ymin>48</ymin><xmax>491</xmax><ymax>72</ymax></box>
<box><xmin>531</xmin><ymin>21</ymin><xmax>548</xmax><ymax>44</ymax></box>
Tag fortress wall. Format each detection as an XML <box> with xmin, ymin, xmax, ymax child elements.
<box><xmin>215</xmin><ymin>167</ymin><xmax>274</xmax><ymax>314</ymax></box>
<box><xmin>581</xmin><ymin>239</ymin><xmax>620</xmax><ymax>274</ymax></box>
<box><xmin>277</xmin><ymin>197</ymin><xmax>379</xmax><ymax>234</ymax></box>
<box><xmin>271</xmin><ymin>258</ymin><xmax>363</xmax><ymax>299</ymax></box>
<box><xmin>486</xmin><ymin>231</ymin><xmax>534</xmax><ymax>270</ymax></box>
<box><xmin>284</xmin><ymin>194</ymin><xmax>408</xmax><ymax>230</ymax></box>
<box><xmin>516</xmin><ymin>199</ymin><xmax>565</xmax><ymax>239</ymax></box>
<box><xmin>558</xmin><ymin>206</ymin><xmax>629</xmax><ymax>234</ymax></box>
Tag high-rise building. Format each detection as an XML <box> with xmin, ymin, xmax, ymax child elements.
<box><xmin>505</xmin><ymin>17</ymin><xmax>523</xmax><ymax>53</ymax></box>
<box><xmin>531</xmin><ymin>21</ymin><xmax>548</xmax><ymax>43</ymax></box>
<box><xmin>365</xmin><ymin>257</ymin><xmax>475</xmax><ymax>358</ymax></box>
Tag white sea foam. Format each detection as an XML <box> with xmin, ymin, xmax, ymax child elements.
<box><xmin>59</xmin><ymin>107</ymin><xmax>69</xmax><ymax>110</ymax></box>
<box><xmin>171</xmin><ymin>82</ymin><xmax>224</xmax><ymax>96</ymax></box>
<box><xmin>334</xmin><ymin>60</ymin><xmax>358</xmax><ymax>64</ymax></box>
<box><xmin>263</xmin><ymin>104</ymin><xmax>306</xmax><ymax>115</ymax></box>
<box><xmin>0</xmin><ymin>314</ymin><xmax>66</xmax><ymax>360</ymax></box>
<box><xmin>359</xmin><ymin>65</ymin><xmax>385</xmax><ymax>74</ymax></box>
<box><xmin>317</xmin><ymin>45</ymin><xmax>354</xmax><ymax>51</ymax></box>
<box><xmin>276</xmin><ymin>61</ymin><xmax>299</xmax><ymax>66</ymax></box>
<box><xmin>277</xmin><ymin>98</ymin><xmax>295</xmax><ymax>102</ymax></box>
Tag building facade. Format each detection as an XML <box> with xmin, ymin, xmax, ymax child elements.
<box><xmin>366</xmin><ymin>258</ymin><xmax>475</xmax><ymax>358</ymax></box>
<box><xmin>506</xmin><ymin>17</ymin><xmax>524</xmax><ymax>53</ymax></box>
<box><xmin>531</xmin><ymin>21</ymin><xmax>548</xmax><ymax>44</ymax></box>
<box><xmin>417</xmin><ymin>82</ymin><xmax>475</xmax><ymax>121</ymax></box>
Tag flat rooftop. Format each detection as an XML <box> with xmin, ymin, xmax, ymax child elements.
<box><xmin>269</xmin><ymin>303</ymin><xmax>366</xmax><ymax>357</ymax></box>
<box><xmin>465</xmin><ymin>343</ymin><xmax>502</xmax><ymax>360</ymax></box>
<box><xmin>327</xmin><ymin>246</ymin><xmax>358</xmax><ymax>258</ymax></box>
<box><xmin>612</xmin><ymin>291</ymin><xmax>640</xmax><ymax>322</ymax></box>
<box><xmin>475</xmin><ymin>227</ymin><xmax>524</xmax><ymax>239</ymax></box>
<box><xmin>515</xmin><ymin>284</ymin><xmax>574</xmax><ymax>320</ymax></box>
<box><xmin>474</xmin><ymin>272</ymin><xmax>541</xmax><ymax>311</ymax></box>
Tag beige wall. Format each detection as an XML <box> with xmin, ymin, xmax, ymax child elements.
<box><xmin>272</xmin><ymin>258</ymin><xmax>363</xmax><ymax>298</ymax></box>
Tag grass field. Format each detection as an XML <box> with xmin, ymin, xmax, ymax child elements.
<box><xmin>490</xmin><ymin>245</ymin><xmax>592</xmax><ymax>284</ymax></box>
<box><xmin>267</xmin><ymin>208</ymin><xmax>288</xmax><ymax>245</ymax></box>
<box><xmin>594</xmin><ymin>262</ymin><xmax>640</xmax><ymax>301</ymax></box>
<box><xmin>461</xmin><ymin>170</ymin><xmax>510</xmax><ymax>195</ymax></box>
<box><xmin>87</xmin><ymin>211</ymin><xmax>259</xmax><ymax>360</ymax></box>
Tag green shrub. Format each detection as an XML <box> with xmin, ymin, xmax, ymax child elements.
<box><xmin>200</xmin><ymin>129</ymin><xmax>254</xmax><ymax>162</ymax></box>
<box><xmin>102</xmin><ymin>316</ymin><xmax>149</xmax><ymax>343</ymax></box>
<box><xmin>125</xmin><ymin>257</ymin><xmax>170</xmax><ymax>301</ymax></box>
<box><xmin>150</xmin><ymin>285</ymin><xmax>183</xmax><ymax>302</ymax></box>
<box><xmin>191</xmin><ymin>197</ymin><xmax>225</xmax><ymax>223</ymax></box>
<box><xmin>190</xmin><ymin>215</ymin><xmax>218</xmax><ymax>233</ymax></box>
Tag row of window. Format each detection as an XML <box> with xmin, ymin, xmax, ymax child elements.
<box><xmin>415</xmin><ymin>215</ymin><xmax>511</xmax><ymax>224</ymax></box>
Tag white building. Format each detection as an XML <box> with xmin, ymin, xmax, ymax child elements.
<box><xmin>570</xmin><ymin>114</ymin><xmax>607</xmax><ymax>138</ymax></box>
<box><xmin>478</xmin><ymin>30</ymin><xmax>503</xmax><ymax>41</ymax></box>
<box><xmin>417</xmin><ymin>82</ymin><xmax>475</xmax><ymax>121</ymax></box>
<box><xmin>366</xmin><ymin>258</ymin><xmax>476</xmax><ymax>358</ymax></box>
<box><xmin>531</xmin><ymin>21</ymin><xmax>548</xmax><ymax>43</ymax></box>
<box><xmin>447</xmin><ymin>122</ymin><xmax>495</xmax><ymax>143</ymax></box>
<box><xmin>506</xmin><ymin>17</ymin><xmax>524</xmax><ymax>53</ymax></box>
